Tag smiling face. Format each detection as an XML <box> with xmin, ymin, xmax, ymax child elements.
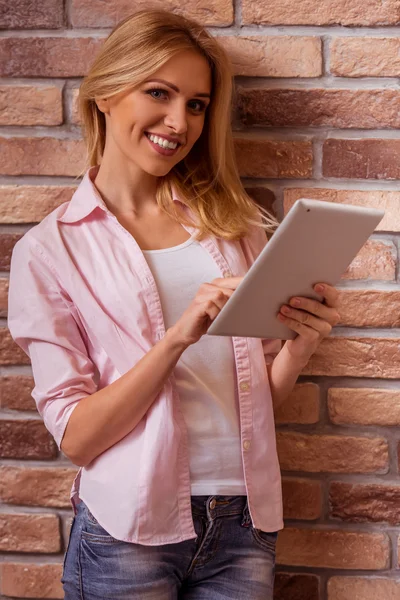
<box><xmin>96</xmin><ymin>50</ymin><xmax>212</xmax><ymax>178</ymax></box>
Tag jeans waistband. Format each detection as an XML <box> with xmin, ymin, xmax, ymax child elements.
<box><xmin>191</xmin><ymin>495</ymin><xmax>247</xmax><ymax>519</ymax></box>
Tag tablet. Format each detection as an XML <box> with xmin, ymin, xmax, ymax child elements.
<box><xmin>207</xmin><ymin>198</ymin><xmax>384</xmax><ymax>340</ymax></box>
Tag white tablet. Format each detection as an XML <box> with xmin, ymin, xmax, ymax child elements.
<box><xmin>207</xmin><ymin>198</ymin><xmax>384</xmax><ymax>340</ymax></box>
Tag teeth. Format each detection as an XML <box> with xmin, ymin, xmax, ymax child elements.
<box><xmin>148</xmin><ymin>134</ymin><xmax>178</xmax><ymax>150</ymax></box>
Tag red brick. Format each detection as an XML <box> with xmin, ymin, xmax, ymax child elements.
<box><xmin>234</xmin><ymin>137</ymin><xmax>313</xmax><ymax>179</ymax></box>
<box><xmin>0</xmin><ymin>467</ymin><xmax>76</xmax><ymax>508</ymax></box>
<box><xmin>284</xmin><ymin>188</ymin><xmax>400</xmax><ymax>232</ymax></box>
<box><xmin>0</xmin><ymin>38</ymin><xmax>104</xmax><ymax>78</ymax></box>
<box><xmin>303</xmin><ymin>336</ymin><xmax>400</xmax><ymax>378</ymax></box>
<box><xmin>330</xmin><ymin>481</ymin><xmax>400</xmax><ymax>525</ymax></box>
<box><xmin>331</xmin><ymin>38</ymin><xmax>400</xmax><ymax>77</ymax></box>
<box><xmin>71</xmin><ymin>0</ymin><xmax>233</xmax><ymax>27</ymax></box>
<box><xmin>237</xmin><ymin>88</ymin><xmax>400</xmax><ymax>129</ymax></box>
<box><xmin>277</xmin><ymin>432</ymin><xmax>388</xmax><ymax>473</ymax></box>
<box><xmin>0</xmin><ymin>420</ymin><xmax>57</xmax><ymax>460</ymax></box>
<box><xmin>71</xmin><ymin>88</ymin><xmax>80</xmax><ymax>124</ymax></box>
<box><xmin>0</xmin><ymin>232</ymin><xmax>24</xmax><ymax>270</ymax></box>
<box><xmin>0</xmin><ymin>329</ymin><xmax>30</xmax><ymax>365</ymax></box>
<box><xmin>0</xmin><ymin>185</ymin><xmax>76</xmax><ymax>223</ymax></box>
<box><xmin>275</xmin><ymin>383</ymin><xmax>319</xmax><ymax>424</ymax></box>
<box><xmin>0</xmin><ymin>85</ymin><xmax>62</xmax><ymax>126</ymax></box>
<box><xmin>0</xmin><ymin>513</ymin><xmax>60</xmax><ymax>553</ymax></box>
<box><xmin>277</xmin><ymin>528</ymin><xmax>389</xmax><ymax>569</ymax></box>
<box><xmin>274</xmin><ymin>573</ymin><xmax>320</xmax><ymax>600</ymax></box>
<box><xmin>338</xmin><ymin>289</ymin><xmax>400</xmax><ymax>327</ymax></box>
<box><xmin>328</xmin><ymin>577</ymin><xmax>400</xmax><ymax>600</ymax></box>
<box><xmin>242</xmin><ymin>0</ymin><xmax>400</xmax><ymax>26</ymax></box>
<box><xmin>323</xmin><ymin>139</ymin><xmax>400</xmax><ymax>180</ymax></box>
<box><xmin>0</xmin><ymin>375</ymin><xmax>36</xmax><ymax>411</ymax></box>
<box><xmin>341</xmin><ymin>240</ymin><xmax>396</xmax><ymax>281</ymax></box>
<box><xmin>328</xmin><ymin>388</ymin><xmax>400</xmax><ymax>426</ymax></box>
<box><xmin>0</xmin><ymin>0</ymin><xmax>64</xmax><ymax>28</ymax></box>
<box><xmin>0</xmin><ymin>137</ymin><xmax>85</xmax><ymax>177</ymax></box>
<box><xmin>282</xmin><ymin>478</ymin><xmax>322</xmax><ymax>520</ymax></box>
<box><xmin>219</xmin><ymin>36</ymin><xmax>322</xmax><ymax>77</ymax></box>
<box><xmin>0</xmin><ymin>563</ymin><xmax>63</xmax><ymax>599</ymax></box>
<box><xmin>0</xmin><ymin>277</ymin><xmax>8</xmax><ymax>317</ymax></box>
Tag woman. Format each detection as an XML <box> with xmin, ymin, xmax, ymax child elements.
<box><xmin>8</xmin><ymin>10</ymin><xmax>339</xmax><ymax>599</ymax></box>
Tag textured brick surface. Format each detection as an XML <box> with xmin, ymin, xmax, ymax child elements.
<box><xmin>331</xmin><ymin>38</ymin><xmax>400</xmax><ymax>77</ymax></box>
<box><xmin>0</xmin><ymin>277</ymin><xmax>8</xmax><ymax>317</ymax></box>
<box><xmin>0</xmin><ymin>329</ymin><xmax>29</xmax><ymax>365</ymax></box>
<box><xmin>328</xmin><ymin>388</ymin><xmax>400</xmax><ymax>426</ymax></box>
<box><xmin>284</xmin><ymin>188</ymin><xmax>400</xmax><ymax>232</ymax></box>
<box><xmin>302</xmin><ymin>337</ymin><xmax>400</xmax><ymax>378</ymax></box>
<box><xmin>329</xmin><ymin>481</ymin><xmax>400</xmax><ymax>525</ymax></box>
<box><xmin>0</xmin><ymin>138</ymin><xmax>86</xmax><ymax>177</ymax></box>
<box><xmin>337</xmin><ymin>290</ymin><xmax>400</xmax><ymax>327</ymax></box>
<box><xmin>0</xmin><ymin>563</ymin><xmax>63</xmax><ymax>599</ymax></box>
<box><xmin>0</xmin><ymin>421</ymin><xmax>57</xmax><ymax>460</ymax></box>
<box><xmin>275</xmin><ymin>383</ymin><xmax>319</xmax><ymax>424</ymax></box>
<box><xmin>341</xmin><ymin>240</ymin><xmax>396</xmax><ymax>281</ymax></box>
<box><xmin>0</xmin><ymin>375</ymin><xmax>35</xmax><ymax>411</ymax></box>
<box><xmin>274</xmin><ymin>573</ymin><xmax>320</xmax><ymax>600</ymax></box>
<box><xmin>0</xmin><ymin>38</ymin><xmax>104</xmax><ymax>77</ymax></box>
<box><xmin>234</xmin><ymin>138</ymin><xmax>313</xmax><ymax>179</ymax></box>
<box><xmin>277</xmin><ymin>528</ymin><xmax>389</xmax><ymax>569</ymax></box>
<box><xmin>0</xmin><ymin>232</ymin><xmax>24</xmax><ymax>270</ymax></box>
<box><xmin>0</xmin><ymin>467</ymin><xmax>76</xmax><ymax>508</ymax></box>
<box><xmin>0</xmin><ymin>0</ymin><xmax>64</xmax><ymax>28</ymax></box>
<box><xmin>0</xmin><ymin>85</ymin><xmax>62</xmax><ymax>126</ymax></box>
<box><xmin>0</xmin><ymin>513</ymin><xmax>60</xmax><ymax>553</ymax></box>
<box><xmin>220</xmin><ymin>36</ymin><xmax>322</xmax><ymax>77</ymax></box>
<box><xmin>0</xmin><ymin>185</ymin><xmax>76</xmax><ymax>223</ymax></box>
<box><xmin>71</xmin><ymin>0</ymin><xmax>234</xmax><ymax>27</ymax></box>
<box><xmin>323</xmin><ymin>139</ymin><xmax>400</xmax><ymax>180</ymax></box>
<box><xmin>237</xmin><ymin>88</ymin><xmax>400</xmax><ymax>129</ymax></box>
<box><xmin>241</xmin><ymin>0</ymin><xmax>400</xmax><ymax>26</ymax></box>
<box><xmin>282</xmin><ymin>478</ymin><xmax>322</xmax><ymax>520</ymax></box>
<box><xmin>277</xmin><ymin>432</ymin><xmax>388</xmax><ymax>473</ymax></box>
<box><xmin>328</xmin><ymin>576</ymin><xmax>400</xmax><ymax>599</ymax></box>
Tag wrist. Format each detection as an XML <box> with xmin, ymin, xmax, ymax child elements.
<box><xmin>163</xmin><ymin>326</ymin><xmax>189</xmax><ymax>354</ymax></box>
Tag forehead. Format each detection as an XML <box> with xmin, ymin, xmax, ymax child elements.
<box><xmin>149</xmin><ymin>50</ymin><xmax>212</xmax><ymax>95</ymax></box>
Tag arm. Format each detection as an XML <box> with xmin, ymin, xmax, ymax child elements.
<box><xmin>268</xmin><ymin>283</ymin><xmax>340</xmax><ymax>411</ymax></box>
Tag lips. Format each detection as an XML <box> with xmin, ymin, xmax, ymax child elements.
<box><xmin>144</xmin><ymin>132</ymin><xmax>181</xmax><ymax>156</ymax></box>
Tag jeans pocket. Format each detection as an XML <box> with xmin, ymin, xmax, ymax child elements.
<box><xmin>81</xmin><ymin>503</ymin><xmax>119</xmax><ymax>544</ymax></box>
<box><xmin>251</xmin><ymin>528</ymin><xmax>278</xmax><ymax>553</ymax></box>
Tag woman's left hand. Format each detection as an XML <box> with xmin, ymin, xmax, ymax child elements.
<box><xmin>277</xmin><ymin>283</ymin><xmax>340</xmax><ymax>365</ymax></box>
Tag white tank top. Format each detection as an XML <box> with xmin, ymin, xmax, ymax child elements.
<box><xmin>143</xmin><ymin>235</ymin><xmax>246</xmax><ymax>495</ymax></box>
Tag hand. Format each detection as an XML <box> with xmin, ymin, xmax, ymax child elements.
<box><xmin>277</xmin><ymin>283</ymin><xmax>340</xmax><ymax>366</ymax></box>
<box><xmin>167</xmin><ymin>277</ymin><xmax>243</xmax><ymax>349</ymax></box>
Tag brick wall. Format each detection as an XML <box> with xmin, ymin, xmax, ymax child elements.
<box><xmin>0</xmin><ymin>1</ymin><xmax>399</xmax><ymax>598</ymax></box>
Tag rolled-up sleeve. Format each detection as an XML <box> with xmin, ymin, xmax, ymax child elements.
<box><xmin>8</xmin><ymin>236</ymin><xmax>97</xmax><ymax>448</ymax></box>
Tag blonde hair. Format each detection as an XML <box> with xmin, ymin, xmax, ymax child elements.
<box><xmin>79</xmin><ymin>10</ymin><xmax>277</xmax><ymax>239</ymax></box>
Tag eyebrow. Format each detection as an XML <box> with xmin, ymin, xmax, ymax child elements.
<box><xmin>144</xmin><ymin>78</ymin><xmax>211</xmax><ymax>99</ymax></box>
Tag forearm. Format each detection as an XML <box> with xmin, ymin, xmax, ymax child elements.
<box><xmin>267</xmin><ymin>342</ymin><xmax>309</xmax><ymax>411</ymax></box>
<box><xmin>61</xmin><ymin>329</ymin><xmax>187</xmax><ymax>467</ymax></box>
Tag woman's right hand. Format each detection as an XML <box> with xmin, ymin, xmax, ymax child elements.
<box><xmin>167</xmin><ymin>276</ymin><xmax>243</xmax><ymax>349</ymax></box>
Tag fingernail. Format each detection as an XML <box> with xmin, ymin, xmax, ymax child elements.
<box><xmin>291</xmin><ymin>298</ymin><xmax>300</xmax><ymax>307</ymax></box>
<box><xmin>315</xmin><ymin>284</ymin><xmax>324</xmax><ymax>293</ymax></box>
<box><xmin>282</xmin><ymin>305</ymin><xmax>291</xmax><ymax>314</ymax></box>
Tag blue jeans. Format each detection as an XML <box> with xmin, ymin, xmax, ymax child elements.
<box><xmin>62</xmin><ymin>496</ymin><xmax>277</xmax><ymax>599</ymax></box>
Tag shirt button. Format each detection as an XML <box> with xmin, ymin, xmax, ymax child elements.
<box><xmin>243</xmin><ymin>440</ymin><xmax>251</xmax><ymax>451</ymax></box>
<box><xmin>223</xmin><ymin>271</ymin><xmax>232</xmax><ymax>278</ymax></box>
<box><xmin>209</xmin><ymin>498</ymin><xmax>216</xmax><ymax>510</ymax></box>
<box><xmin>240</xmin><ymin>382</ymin><xmax>249</xmax><ymax>392</ymax></box>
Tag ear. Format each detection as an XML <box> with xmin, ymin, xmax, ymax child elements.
<box><xmin>95</xmin><ymin>97</ymin><xmax>110</xmax><ymax>114</ymax></box>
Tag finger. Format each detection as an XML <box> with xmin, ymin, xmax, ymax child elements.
<box><xmin>288</xmin><ymin>296</ymin><xmax>340</xmax><ymax>326</ymax></box>
<box><xmin>314</xmin><ymin>283</ymin><xmax>339</xmax><ymax>308</ymax></box>
<box><xmin>277</xmin><ymin>312</ymin><xmax>320</xmax><ymax>341</ymax></box>
<box><xmin>280</xmin><ymin>305</ymin><xmax>332</xmax><ymax>336</ymax></box>
<box><xmin>210</xmin><ymin>276</ymin><xmax>243</xmax><ymax>290</ymax></box>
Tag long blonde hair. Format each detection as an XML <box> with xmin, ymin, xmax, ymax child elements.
<box><xmin>79</xmin><ymin>10</ymin><xmax>277</xmax><ymax>239</ymax></box>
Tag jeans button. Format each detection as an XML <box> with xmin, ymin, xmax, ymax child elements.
<box><xmin>209</xmin><ymin>498</ymin><xmax>216</xmax><ymax>510</ymax></box>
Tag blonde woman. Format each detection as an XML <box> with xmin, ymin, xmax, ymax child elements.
<box><xmin>8</xmin><ymin>10</ymin><xmax>339</xmax><ymax>599</ymax></box>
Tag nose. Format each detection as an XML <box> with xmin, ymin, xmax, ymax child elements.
<box><xmin>164</xmin><ymin>101</ymin><xmax>187</xmax><ymax>136</ymax></box>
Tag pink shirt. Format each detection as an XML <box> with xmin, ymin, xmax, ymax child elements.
<box><xmin>8</xmin><ymin>168</ymin><xmax>283</xmax><ymax>545</ymax></box>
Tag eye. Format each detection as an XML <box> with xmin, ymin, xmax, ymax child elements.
<box><xmin>146</xmin><ymin>88</ymin><xmax>168</xmax><ymax>100</ymax></box>
<box><xmin>188</xmin><ymin>99</ymin><xmax>207</xmax><ymax>113</ymax></box>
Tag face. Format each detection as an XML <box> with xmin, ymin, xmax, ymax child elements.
<box><xmin>96</xmin><ymin>50</ymin><xmax>212</xmax><ymax>178</ymax></box>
